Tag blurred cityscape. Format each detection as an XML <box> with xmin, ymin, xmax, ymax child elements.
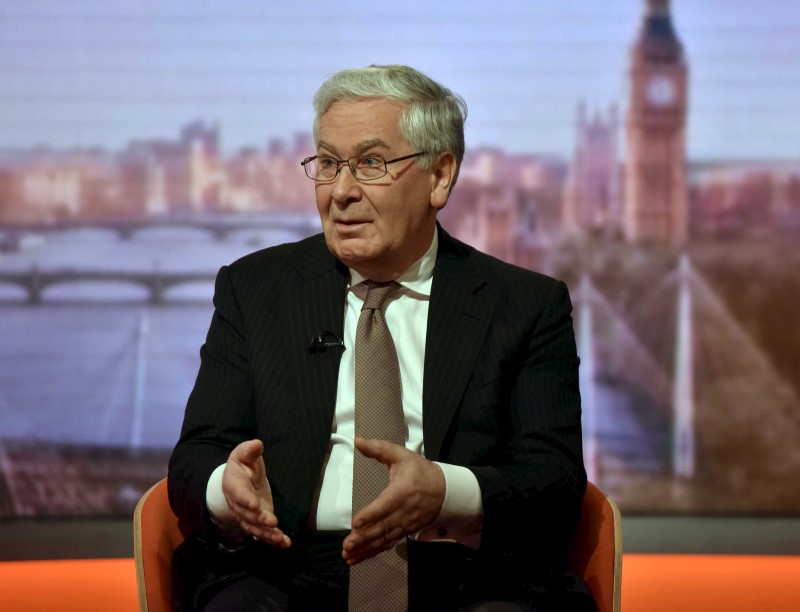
<box><xmin>1</xmin><ymin>0</ymin><xmax>800</xmax><ymax>518</ymax></box>
<box><xmin>1</xmin><ymin>117</ymin><xmax>799</xmax><ymax>248</ymax></box>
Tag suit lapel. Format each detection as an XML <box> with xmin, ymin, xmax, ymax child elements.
<box><xmin>423</xmin><ymin>229</ymin><xmax>495</xmax><ymax>460</ymax></box>
<box><xmin>279</xmin><ymin>231</ymin><xmax>494</xmax><ymax>499</ymax></box>
<box><xmin>282</xmin><ymin>237</ymin><xmax>348</xmax><ymax>516</ymax></box>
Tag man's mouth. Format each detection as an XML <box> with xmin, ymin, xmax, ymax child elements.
<box><xmin>335</xmin><ymin>219</ymin><xmax>369</xmax><ymax>226</ymax></box>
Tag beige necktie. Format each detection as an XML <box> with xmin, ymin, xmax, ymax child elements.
<box><xmin>349</xmin><ymin>280</ymin><xmax>408</xmax><ymax>611</ymax></box>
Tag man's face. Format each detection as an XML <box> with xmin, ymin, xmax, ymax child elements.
<box><xmin>314</xmin><ymin>98</ymin><xmax>451</xmax><ymax>280</ymax></box>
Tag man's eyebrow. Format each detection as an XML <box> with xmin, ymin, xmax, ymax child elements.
<box><xmin>354</xmin><ymin>138</ymin><xmax>388</xmax><ymax>152</ymax></box>
<box><xmin>316</xmin><ymin>140</ymin><xmax>338</xmax><ymax>156</ymax></box>
<box><xmin>317</xmin><ymin>138</ymin><xmax>388</xmax><ymax>157</ymax></box>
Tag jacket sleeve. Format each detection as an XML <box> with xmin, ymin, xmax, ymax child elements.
<box><xmin>168</xmin><ymin>265</ymin><xmax>257</xmax><ymax>538</ymax></box>
<box><xmin>468</xmin><ymin>279</ymin><xmax>586</xmax><ymax>557</ymax></box>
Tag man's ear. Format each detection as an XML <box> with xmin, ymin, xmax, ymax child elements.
<box><xmin>430</xmin><ymin>152</ymin><xmax>458</xmax><ymax>210</ymax></box>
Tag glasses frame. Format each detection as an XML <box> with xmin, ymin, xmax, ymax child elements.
<box><xmin>300</xmin><ymin>151</ymin><xmax>426</xmax><ymax>183</ymax></box>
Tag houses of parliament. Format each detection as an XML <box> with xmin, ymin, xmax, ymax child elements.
<box><xmin>563</xmin><ymin>0</ymin><xmax>689</xmax><ymax>246</ymax></box>
<box><xmin>3</xmin><ymin>0</ymin><xmax>798</xmax><ymax>256</ymax></box>
<box><xmin>439</xmin><ymin>0</ymin><xmax>692</xmax><ymax>267</ymax></box>
<box><xmin>446</xmin><ymin>0</ymin><xmax>799</xmax><ymax>265</ymax></box>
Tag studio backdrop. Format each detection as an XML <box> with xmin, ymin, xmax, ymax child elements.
<box><xmin>1</xmin><ymin>0</ymin><xmax>799</xmax><ymax>518</ymax></box>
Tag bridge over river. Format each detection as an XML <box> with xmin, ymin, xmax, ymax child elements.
<box><xmin>0</xmin><ymin>212</ymin><xmax>320</xmax><ymax>303</ymax></box>
<box><xmin>0</xmin><ymin>268</ymin><xmax>217</xmax><ymax>304</ymax></box>
<box><xmin>0</xmin><ymin>211</ymin><xmax>320</xmax><ymax>243</ymax></box>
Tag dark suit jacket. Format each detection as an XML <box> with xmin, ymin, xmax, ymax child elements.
<box><xmin>168</xmin><ymin>225</ymin><xmax>587</xmax><ymax>606</ymax></box>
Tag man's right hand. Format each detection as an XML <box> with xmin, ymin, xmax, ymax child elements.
<box><xmin>222</xmin><ymin>439</ymin><xmax>292</xmax><ymax>548</ymax></box>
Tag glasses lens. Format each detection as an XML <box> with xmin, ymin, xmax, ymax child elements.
<box><xmin>304</xmin><ymin>155</ymin><xmax>389</xmax><ymax>181</ymax></box>
<box><xmin>353</xmin><ymin>155</ymin><xmax>386</xmax><ymax>180</ymax></box>
<box><xmin>306</xmin><ymin>156</ymin><xmax>337</xmax><ymax>181</ymax></box>
<box><xmin>303</xmin><ymin>157</ymin><xmax>336</xmax><ymax>181</ymax></box>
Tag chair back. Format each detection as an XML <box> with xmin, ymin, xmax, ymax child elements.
<box><xmin>134</xmin><ymin>478</ymin><xmax>184</xmax><ymax>612</ymax></box>
<box><xmin>133</xmin><ymin>478</ymin><xmax>621</xmax><ymax>612</ymax></box>
<box><xmin>568</xmin><ymin>481</ymin><xmax>623</xmax><ymax>612</ymax></box>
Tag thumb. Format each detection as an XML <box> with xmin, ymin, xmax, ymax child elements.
<box><xmin>232</xmin><ymin>438</ymin><xmax>264</xmax><ymax>465</ymax></box>
<box><xmin>354</xmin><ymin>437</ymin><xmax>402</xmax><ymax>466</ymax></box>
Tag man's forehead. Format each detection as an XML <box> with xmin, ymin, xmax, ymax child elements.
<box><xmin>317</xmin><ymin>98</ymin><xmax>408</xmax><ymax>153</ymax></box>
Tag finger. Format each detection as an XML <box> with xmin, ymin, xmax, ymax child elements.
<box><xmin>231</xmin><ymin>439</ymin><xmax>263</xmax><ymax>464</ymax></box>
<box><xmin>344</xmin><ymin>549</ymin><xmax>384</xmax><ymax>565</ymax></box>
<box><xmin>343</xmin><ymin>539</ymin><xmax>399</xmax><ymax>564</ymax></box>
<box><xmin>224</xmin><ymin>479</ymin><xmax>272</xmax><ymax>513</ymax></box>
<box><xmin>224</xmin><ymin>485</ymin><xmax>274</xmax><ymax>518</ymax></box>
<box><xmin>236</xmin><ymin>440</ymin><xmax>264</xmax><ymax>474</ymax></box>
<box><xmin>230</xmin><ymin>503</ymin><xmax>279</xmax><ymax>529</ymax></box>
<box><xmin>352</xmin><ymin>487</ymin><xmax>430</xmax><ymax>535</ymax></box>
<box><xmin>346</xmin><ymin>501</ymin><xmax>409</xmax><ymax>555</ymax></box>
<box><xmin>254</xmin><ymin>528</ymin><xmax>291</xmax><ymax>548</ymax></box>
<box><xmin>352</xmin><ymin>492</ymin><xmax>396</xmax><ymax>529</ymax></box>
<box><xmin>351</xmin><ymin>469</ymin><xmax>412</xmax><ymax>528</ymax></box>
<box><xmin>354</xmin><ymin>437</ymin><xmax>403</xmax><ymax>465</ymax></box>
<box><xmin>345</xmin><ymin>548</ymin><xmax>393</xmax><ymax>565</ymax></box>
<box><xmin>344</xmin><ymin>523</ymin><xmax>404</xmax><ymax>555</ymax></box>
<box><xmin>225</xmin><ymin>487</ymin><xmax>260</xmax><ymax>513</ymax></box>
<box><xmin>343</xmin><ymin>529</ymin><xmax>404</xmax><ymax>564</ymax></box>
<box><xmin>247</xmin><ymin>524</ymin><xmax>292</xmax><ymax>548</ymax></box>
<box><xmin>234</xmin><ymin>507</ymin><xmax>291</xmax><ymax>548</ymax></box>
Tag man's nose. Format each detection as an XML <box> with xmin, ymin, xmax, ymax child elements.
<box><xmin>331</xmin><ymin>162</ymin><xmax>360</xmax><ymax>204</ymax></box>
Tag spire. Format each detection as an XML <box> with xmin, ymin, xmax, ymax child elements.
<box><xmin>647</xmin><ymin>0</ymin><xmax>670</xmax><ymax>17</ymax></box>
<box><xmin>634</xmin><ymin>0</ymin><xmax>683</xmax><ymax>63</ymax></box>
<box><xmin>577</xmin><ymin>98</ymin><xmax>587</xmax><ymax>128</ymax></box>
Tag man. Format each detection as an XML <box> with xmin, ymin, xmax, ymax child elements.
<box><xmin>168</xmin><ymin>64</ymin><xmax>593</xmax><ymax>611</ymax></box>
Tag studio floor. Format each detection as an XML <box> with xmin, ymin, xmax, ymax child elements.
<box><xmin>0</xmin><ymin>554</ymin><xmax>798</xmax><ymax>611</ymax></box>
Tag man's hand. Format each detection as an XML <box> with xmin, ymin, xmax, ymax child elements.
<box><xmin>342</xmin><ymin>437</ymin><xmax>446</xmax><ymax>565</ymax></box>
<box><xmin>222</xmin><ymin>439</ymin><xmax>291</xmax><ymax>548</ymax></box>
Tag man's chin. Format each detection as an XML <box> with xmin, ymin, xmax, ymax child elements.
<box><xmin>326</xmin><ymin>238</ymin><xmax>375</xmax><ymax>266</ymax></box>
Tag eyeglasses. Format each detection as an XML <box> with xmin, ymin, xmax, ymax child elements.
<box><xmin>300</xmin><ymin>152</ymin><xmax>426</xmax><ymax>183</ymax></box>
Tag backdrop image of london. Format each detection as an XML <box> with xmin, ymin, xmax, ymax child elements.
<box><xmin>1</xmin><ymin>0</ymin><xmax>799</xmax><ymax>518</ymax></box>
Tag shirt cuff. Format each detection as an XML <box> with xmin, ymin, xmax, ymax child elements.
<box><xmin>206</xmin><ymin>463</ymin><xmax>241</xmax><ymax>532</ymax></box>
<box><xmin>416</xmin><ymin>462</ymin><xmax>483</xmax><ymax>549</ymax></box>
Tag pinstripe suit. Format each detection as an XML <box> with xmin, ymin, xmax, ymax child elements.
<box><xmin>168</xmin><ymin>225</ymin><xmax>587</xmax><ymax>607</ymax></box>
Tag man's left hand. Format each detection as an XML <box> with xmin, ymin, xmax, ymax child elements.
<box><xmin>342</xmin><ymin>437</ymin><xmax>446</xmax><ymax>565</ymax></box>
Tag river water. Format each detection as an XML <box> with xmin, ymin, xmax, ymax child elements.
<box><xmin>0</xmin><ymin>219</ymin><xmax>317</xmax><ymax>449</ymax></box>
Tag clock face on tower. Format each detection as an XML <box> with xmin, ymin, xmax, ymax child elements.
<box><xmin>646</xmin><ymin>74</ymin><xmax>677</xmax><ymax>107</ymax></box>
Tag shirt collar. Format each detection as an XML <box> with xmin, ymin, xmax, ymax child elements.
<box><xmin>349</xmin><ymin>226</ymin><xmax>437</xmax><ymax>298</ymax></box>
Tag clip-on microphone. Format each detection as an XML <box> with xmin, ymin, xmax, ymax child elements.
<box><xmin>307</xmin><ymin>330</ymin><xmax>346</xmax><ymax>354</ymax></box>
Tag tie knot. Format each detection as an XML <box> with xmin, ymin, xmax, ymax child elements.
<box><xmin>362</xmin><ymin>281</ymin><xmax>397</xmax><ymax>312</ymax></box>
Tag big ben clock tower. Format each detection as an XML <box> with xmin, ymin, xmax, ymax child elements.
<box><xmin>624</xmin><ymin>0</ymin><xmax>688</xmax><ymax>244</ymax></box>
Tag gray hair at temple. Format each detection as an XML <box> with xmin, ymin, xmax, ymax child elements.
<box><xmin>312</xmin><ymin>64</ymin><xmax>468</xmax><ymax>189</ymax></box>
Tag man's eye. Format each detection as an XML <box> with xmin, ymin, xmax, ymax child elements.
<box><xmin>318</xmin><ymin>157</ymin><xmax>337</xmax><ymax>168</ymax></box>
<box><xmin>359</xmin><ymin>156</ymin><xmax>382</xmax><ymax>168</ymax></box>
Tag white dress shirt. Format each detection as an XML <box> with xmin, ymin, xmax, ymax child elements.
<box><xmin>207</xmin><ymin>228</ymin><xmax>483</xmax><ymax>546</ymax></box>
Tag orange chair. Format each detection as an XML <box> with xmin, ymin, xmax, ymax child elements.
<box><xmin>134</xmin><ymin>478</ymin><xmax>184</xmax><ymax>612</ymax></box>
<box><xmin>568</xmin><ymin>481</ymin><xmax>623</xmax><ymax>612</ymax></box>
<box><xmin>134</xmin><ymin>478</ymin><xmax>621</xmax><ymax>612</ymax></box>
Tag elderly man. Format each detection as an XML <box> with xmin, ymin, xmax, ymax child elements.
<box><xmin>168</xmin><ymin>64</ymin><xmax>594</xmax><ymax>611</ymax></box>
